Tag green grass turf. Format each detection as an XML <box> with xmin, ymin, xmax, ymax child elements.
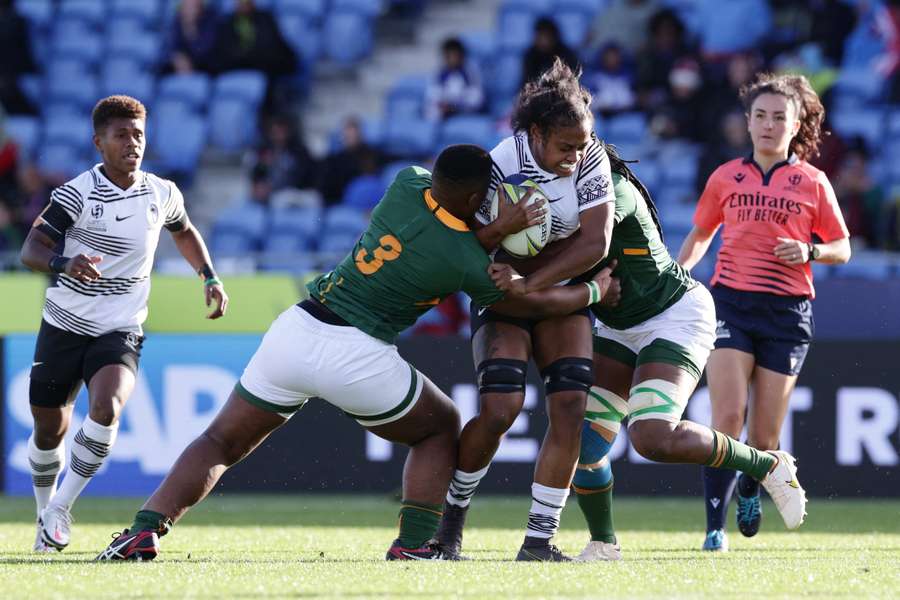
<box><xmin>1</xmin><ymin>495</ymin><xmax>897</xmax><ymax>598</ymax></box>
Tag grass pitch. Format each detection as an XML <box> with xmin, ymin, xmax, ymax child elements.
<box><xmin>0</xmin><ymin>495</ymin><xmax>897</xmax><ymax>598</ymax></box>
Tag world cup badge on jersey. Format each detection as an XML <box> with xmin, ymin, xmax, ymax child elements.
<box><xmin>147</xmin><ymin>203</ymin><xmax>160</xmax><ymax>226</ymax></box>
<box><xmin>87</xmin><ymin>202</ymin><xmax>108</xmax><ymax>232</ymax></box>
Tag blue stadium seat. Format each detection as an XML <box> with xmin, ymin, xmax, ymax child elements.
<box><xmin>459</xmin><ymin>31</ymin><xmax>497</xmax><ymax>66</ymax></box>
<box><xmin>102</xmin><ymin>71</ymin><xmax>156</xmax><ymax>105</ymax></box>
<box><xmin>629</xmin><ymin>158</ymin><xmax>661</xmax><ymax>192</ymax></box>
<box><xmin>833</xmin><ymin>255</ymin><xmax>893</xmax><ymax>280</ymax></box>
<box><xmin>695</xmin><ymin>0</ymin><xmax>771</xmax><ymax>55</ymax></box>
<box><xmin>108</xmin><ymin>29</ymin><xmax>161</xmax><ymax>67</ymax></box>
<box><xmin>270</xmin><ymin>205</ymin><xmax>322</xmax><ymax>239</ymax></box>
<box><xmin>831</xmin><ymin>108</ymin><xmax>884</xmax><ymax>152</ymax></box>
<box><xmin>208</xmin><ymin>98</ymin><xmax>258</xmax><ymax>152</ymax></box>
<box><xmin>437</xmin><ymin>115</ymin><xmax>500</xmax><ymax>151</ymax></box>
<box><xmin>497</xmin><ymin>6</ymin><xmax>539</xmax><ymax>52</ymax></box>
<box><xmin>660</xmin><ymin>152</ymin><xmax>698</xmax><ymax>189</ymax></box>
<box><xmin>157</xmin><ymin>74</ymin><xmax>212</xmax><ymax>111</ymax></box>
<box><xmin>110</xmin><ymin>0</ymin><xmax>162</xmax><ymax>26</ymax></box>
<box><xmin>4</xmin><ymin>116</ymin><xmax>41</xmax><ymax>159</ymax></box>
<box><xmin>341</xmin><ymin>174</ymin><xmax>386</xmax><ymax>211</ymax></box>
<box><xmin>385</xmin><ymin>74</ymin><xmax>429</xmax><ymax>119</ymax></box>
<box><xmin>218</xmin><ymin>0</ymin><xmax>275</xmax><ymax>12</ymax></box>
<box><xmin>332</xmin><ymin>0</ymin><xmax>384</xmax><ymax>18</ymax></box>
<box><xmin>810</xmin><ymin>261</ymin><xmax>831</xmax><ymax>282</ymax></box>
<box><xmin>153</xmin><ymin>111</ymin><xmax>207</xmax><ymax>174</ymax></box>
<box><xmin>15</xmin><ymin>0</ymin><xmax>54</xmax><ymax>30</ymax></box>
<box><xmin>258</xmin><ymin>252</ymin><xmax>316</xmax><ymax>274</ymax></box>
<box><xmin>832</xmin><ymin>68</ymin><xmax>885</xmax><ymax>107</ymax></box>
<box><xmin>383</xmin><ymin>115</ymin><xmax>436</xmax><ymax>157</ymax></box>
<box><xmin>46</xmin><ymin>72</ymin><xmax>99</xmax><ymax>110</ymax></box>
<box><xmin>381</xmin><ymin>160</ymin><xmax>413</xmax><ymax>188</ymax></box>
<box><xmin>43</xmin><ymin>111</ymin><xmax>93</xmax><ymax>151</ymax></box>
<box><xmin>554</xmin><ymin>0</ymin><xmax>607</xmax><ymax>15</ymax></box>
<box><xmin>213</xmin><ymin>202</ymin><xmax>268</xmax><ymax>252</ymax></box>
<box><xmin>45</xmin><ymin>57</ymin><xmax>91</xmax><ymax>83</ymax></box>
<box><xmin>262</xmin><ymin>229</ymin><xmax>313</xmax><ymax>255</ymax></box>
<box><xmin>605</xmin><ymin>112</ymin><xmax>648</xmax><ymax>144</ymax></box>
<box><xmin>501</xmin><ymin>0</ymin><xmax>553</xmax><ymax>12</ymax></box>
<box><xmin>483</xmin><ymin>50</ymin><xmax>522</xmax><ymax>112</ymax></box>
<box><xmin>57</xmin><ymin>0</ymin><xmax>106</xmax><ymax>27</ymax></box>
<box><xmin>328</xmin><ymin>117</ymin><xmax>384</xmax><ymax>152</ymax></box>
<box><xmin>275</xmin><ymin>0</ymin><xmax>328</xmax><ymax>20</ymax></box>
<box><xmin>318</xmin><ymin>231</ymin><xmax>361</xmax><ymax>255</ymax></box>
<box><xmin>51</xmin><ymin>31</ymin><xmax>104</xmax><ymax>67</ymax></box>
<box><xmin>653</xmin><ymin>183</ymin><xmax>695</xmax><ymax>207</ymax></box>
<box><xmin>278</xmin><ymin>13</ymin><xmax>322</xmax><ymax>65</ymax></box>
<box><xmin>37</xmin><ymin>142</ymin><xmax>88</xmax><ymax>179</ymax></box>
<box><xmin>555</xmin><ymin>8</ymin><xmax>592</xmax><ymax>48</ymax></box>
<box><xmin>214</xmin><ymin>70</ymin><xmax>268</xmax><ymax>108</ymax></box>
<box><xmin>322</xmin><ymin>10</ymin><xmax>373</xmax><ymax>66</ymax></box>
<box><xmin>320</xmin><ymin>205</ymin><xmax>368</xmax><ymax>254</ymax></box>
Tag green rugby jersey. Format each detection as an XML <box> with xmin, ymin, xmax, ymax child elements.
<box><xmin>308</xmin><ymin>166</ymin><xmax>504</xmax><ymax>343</ymax></box>
<box><xmin>585</xmin><ymin>171</ymin><xmax>695</xmax><ymax>330</ymax></box>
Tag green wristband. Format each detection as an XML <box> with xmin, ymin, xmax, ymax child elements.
<box><xmin>204</xmin><ymin>276</ymin><xmax>222</xmax><ymax>287</ymax></box>
<box><xmin>584</xmin><ymin>280</ymin><xmax>602</xmax><ymax>305</ymax></box>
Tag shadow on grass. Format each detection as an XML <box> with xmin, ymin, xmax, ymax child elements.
<box><xmin>1</xmin><ymin>495</ymin><xmax>898</xmax><ymax>534</ymax></box>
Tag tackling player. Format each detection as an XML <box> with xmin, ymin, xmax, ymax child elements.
<box><xmin>435</xmin><ymin>58</ymin><xmax>617</xmax><ymax>562</ymax></box>
<box><xmin>95</xmin><ymin>144</ymin><xmax>619</xmax><ymax>562</ymax></box>
<box><xmin>679</xmin><ymin>73</ymin><xmax>850</xmax><ymax>551</ymax></box>
<box><xmin>21</xmin><ymin>96</ymin><xmax>228</xmax><ymax>553</ymax></box>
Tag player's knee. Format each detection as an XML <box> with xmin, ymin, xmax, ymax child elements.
<box><xmin>33</xmin><ymin>428</ymin><xmax>65</xmax><ymax>450</ymax></box>
<box><xmin>573</xmin><ymin>459</ymin><xmax>612</xmax><ymax>489</ymax></box>
<box><xmin>478</xmin><ymin>397</ymin><xmax>521</xmax><ymax>436</ymax></box>
<box><xmin>579</xmin><ymin>421</ymin><xmax>614</xmax><ymax>465</ymax></box>
<box><xmin>629</xmin><ymin>419</ymin><xmax>676</xmax><ymax>461</ymax></box>
<box><xmin>89</xmin><ymin>396</ymin><xmax>124</xmax><ymax>427</ymax></box>
<box><xmin>547</xmin><ymin>391</ymin><xmax>587</xmax><ymax>431</ymax></box>
<box><xmin>747</xmin><ymin>434</ymin><xmax>779</xmax><ymax>451</ymax></box>
<box><xmin>716</xmin><ymin>408</ymin><xmax>745</xmax><ymax>435</ymax></box>
<box><xmin>202</xmin><ymin>430</ymin><xmax>246</xmax><ymax>466</ymax></box>
<box><xmin>542</xmin><ymin>357</ymin><xmax>593</xmax><ymax>397</ymax></box>
<box><xmin>477</xmin><ymin>358</ymin><xmax>527</xmax><ymax>396</ymax></box>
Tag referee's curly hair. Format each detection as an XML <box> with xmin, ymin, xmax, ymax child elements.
<box><xmin>91</xmin><ymin>95</ymin><xmax>147</xmax><ymax>133</ymax></box>
<box><xmin>740</xmin><ymin>73</ymin><xmax>825</xmax><ymax>161</ymax></box>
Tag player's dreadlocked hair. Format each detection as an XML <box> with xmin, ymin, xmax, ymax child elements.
<box><xmin>740</xmin><ymin>72</ymin><xmax>826</xmax><ymax>161</ymax></box>
<box><xmin>604</xmin><ymin>143</ymin><xmax>666</xmax><ymax>243</ymax></box>
<box><xmin>511</xmin><ymin>57</ymin><xmax>593</xmax><ymax>137</ymax></box>
<box><xmin>92</xmin><ymin>95</ymin><xmax>147</xmax><ymax>133</ymax></box>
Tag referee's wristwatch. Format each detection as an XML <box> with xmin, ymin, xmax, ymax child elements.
<box><xmin>806</xmin><ymin>242</ymin><xmax>820</xmax><ymax>262</ymax></box>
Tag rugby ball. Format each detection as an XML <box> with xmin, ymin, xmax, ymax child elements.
<box><xmin>488</xmin><ymin>174</ymin><xmax>552</xmax><ymax>258</ymax></box>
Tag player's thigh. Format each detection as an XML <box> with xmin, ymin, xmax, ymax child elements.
<box><xmin>367</xmin><ymin>375</ymin><xmax>459</xmax><ymax>446</ymax></box>
<box><xmin>86</xmin><ymin>365</ymin><xmax>136</xmax><ymax>424</ymax></box>
<box><xmin>29</xmin><ymin>319</ymin><xmax>88</xmax><ymax>413</ymax></box>
<box><xmin>206</xmin><ymin>389</ymin><xmax>288</xmax><ymax>463</ymax></box>
<box><xmin>746</xmin><ymin>365</ymin><xmax>798</xmax><ymax>449</ymax></box>
<box><xmin>531</xmin><ymin>310</ymin><xmax>592</xmax><ymax>367</ymax></box>
<box><xmin>706</xmin><ymin>348</ymin><xmax>755</xmax><ymax>436</ymax></box>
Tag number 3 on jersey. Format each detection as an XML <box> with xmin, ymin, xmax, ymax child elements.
<box><xmin>355</xmin><ymin>235</ymin><xmax>403</xmax><ymax>275</ymax></box>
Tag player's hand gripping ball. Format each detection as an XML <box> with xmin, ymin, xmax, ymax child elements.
<box><xmin>489</xmin><ymin>174</ymin><xmax>552</xmax><ymax>258</ymax></box>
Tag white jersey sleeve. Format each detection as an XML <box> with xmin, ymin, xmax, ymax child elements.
<box><xmin>476</xmin><ymin>136</ymin><xmax>522</xmax><ymax>225</ymax></box>
<box><xmin>162</xmin><ymin>180</ymin><xmax>188</xmax><ymax>230</ymax></box>
<box><xmin>574</xmin><ymin>137</ymin><xmax>613</xmax><ymax>211</ymax></box>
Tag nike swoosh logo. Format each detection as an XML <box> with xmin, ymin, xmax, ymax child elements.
<box><xmin>547</xmin><ymin>196</ymin><xmax>563</xmax><ymax>203</ymax></box>
<box><xmin>400</xmin><ymin>551</ymin><xmax>433</xmax><ymax>560</ymax></box>
<box><xmin>115</xmin><ymin>215</ymin><xmax>134</xmax><ymax>222</ymax></box>
<box><xmin>787</xmin><ymin>479</ymin><xmax>799</xmax><ymax>489</ymax></box>
<box><xmin>32</xmin><ymin>361</ymin><xmax>43</xmax><ymax>367</ymax></box>
<box><xmin>477</xmin><ymin>307</ymin><xmax>488</xmax><ymax>316</ymax></box>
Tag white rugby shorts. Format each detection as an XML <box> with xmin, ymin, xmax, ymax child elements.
<box><xmin>237</xmin><ymin>305</ymin><xmax>423</xmax><ymax>426</ymax></box>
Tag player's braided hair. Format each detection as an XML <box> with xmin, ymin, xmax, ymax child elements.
<box><xmin>740</xmin><ymin>72</ymin><xmax>826</xmax><ymax>161</ymax></box>
<box><xmin>603</xmin><ymin>143</ymin><xmax>665</xmax><ymax>243</ymax></box>
<box><xmin>511</xmin><ymin>57</ymin><xmax>593</xmax><ymax>136</ymax></box>
<box><xmin>92</xmin><ymin>95</ymin><xmax>147</xmax><ymax>133</ymax></box>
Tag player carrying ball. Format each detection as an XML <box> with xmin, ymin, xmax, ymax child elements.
<box><xmin>95</xmin><ymin>145</ymin><xmax>619</xmax><ymax>562</ymax></box>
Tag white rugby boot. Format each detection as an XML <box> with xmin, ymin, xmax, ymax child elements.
<box><xmin>761</xmin><ymin>450</ymin><xmax>807</xmax><ymax>530</ymax></box>
<box><xmin>575</xmin><ymin>540</ymin><xmax>623</xmax><ymax>562</ymax></box>
<box><xmin>33</xmin><ymin>521</ymin><xmax>58</xmax><ymax>553</ymax></box>
<box><xmin>39</xmin><ymin>504</ymin><xmax>73</xmax><ymax>550</ymax></box>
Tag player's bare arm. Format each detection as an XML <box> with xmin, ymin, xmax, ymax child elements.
<box><xmin>487</xmin><ymin>260</ymin><xmax>619</xmax><ymax>319</ymax></box>
<box><xmin>511</xmin><ymin>202</ymin><xmax>614</xmax><ymax>295</ymax></box>
<box><xmin>20</xmin><ymin>224</ymin><xmax>102</xmax><ymax>283</ymax></box>
<box><xmin>168</xmin><ymin>217</ymin><xmax>229</xmax><ymax>319</ymax></box>
<box><xmin>474</xmin><ymin>186</ymin><xmax>547</xmax><ymax>251</ymax></box>
<box><xmin>773</xmin><ymin>236</ymin><xmax>851</xmax><ymax>266</ymax></box>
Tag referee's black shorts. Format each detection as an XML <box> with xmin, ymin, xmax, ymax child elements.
<box><xmin>29</xmin><ymin>319</ymin><xmax>144</xmax><ymax>408</ymax></box>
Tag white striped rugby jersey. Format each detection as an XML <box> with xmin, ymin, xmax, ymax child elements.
<box><xmin>38</xmin><ymin>165</ymin><xmax>187</xmax><ymax>336</ymax></box>
<box><xmin>476</xmin><ymin>132</ymin><xmax>614</xmax><ymax>242</ymax></box>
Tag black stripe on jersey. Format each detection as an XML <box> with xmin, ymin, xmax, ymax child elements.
<box><xmin>44</xmin><ymin>298</ymin><xmax>102</xmax><ymax>336</ymax></box>
<box><xmin>66</xmin><ymin>227</ymin><xmax>135</xmax><ymax>256</ymax></box>
<box><xmin>576</xmin><ymin>141</ymin><xmax>606</xmax><ymax>184</ymax></box>
<box><xmin>57</xmin><ymin>274</ymin><xmax>147</xmax><ymax>297</ymax></box>
<box><xmin>51</xmin><ymin>185</ymin><xmax>84</xmax><ymax>218</ymax></box>
<box><xmin>515</xmin><ymin>134</ymin><xmax>526</xmax><ymax>171</ymax></box>
<box><xmin>490</xmin><ymin>162</ymin><xmax>504</xmax><ymax>186</ymax></box>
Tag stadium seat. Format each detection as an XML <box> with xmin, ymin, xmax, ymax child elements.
<box><xmin>497</xmin><ymin>6</ymin><xmax>539</xmax><ymax>52</ymax></box>
<box><xmin>554</xmin><ymin>0</ymin><xmax>607</xmax><ymax>15</ymax></box>
<box><xmin>324</xmin><ymin>205</ymin><xmax>369</xmax><ymax>232</ymax></box>
<box><xmin>102</xmin><ymin>72</ymin><xmax>156</xmax><ymax>106</ymax></box>
<box><xmin>382</xmin><ymin>115</ymin><xmax>436</xmax><ymax>157</ymax></box>
<box><xmin>275</xmin><ymin>0</ymin><xmax>327</xmax><ymax>20</ymax></box>
<box><xmin>110</xmin><ymin>0</ymin><xmax>162</xmax><ymax>26</ymax></box>
<box><xmin>153</xmin><ymin>111</ymin><xmax>207</xmax><ymax>174</ymax></box>
<box><xmin>832</xmin><ymin>67</ymin><xmax>885</xmax><ymax>105</ymax></box>
<box><xmin>483</xmin><ymin>50</ymin><xmax>522</xmax><ymax>111</ymax></box>
<box><xmin>46</xmin><ymin>72</ymin><xmax>99</xmax><ymax>110</ymax></box>
<box><xmin>322</xmin><ymin>10</ymin><xmax>373</xmax><ymax>66</ymax></box>
<box><xmin>831</xmin><ymin>108</ymin><xmax>884</xmax><ymax>152</ymax></box>
<box><xmin>605</xmin><ymin>112</ymin><xmax>648</xmax><ymax>144</ymax></box>
<box><xmin>208</xmin><ymin>98</ymin><xmax>258</xmax><ymax>152</ymax></box>
<box><xmin>15</xmin><ymin>0</ymin><xmax>54</xmax><ymax>30</ymax></box>
<box><xmin>157</xmin><ymin>74</ymin><xmax>212</xmax><ymax>111</ymax></box>
<box><xmin>43</xmin><ymin>111</ymin><xmax>93</xmax><ymax>151</ymax></box>
<box><xmin>258</xmin><ymin>252</ymin><xmax>317</xmax><ymax>274</ymax></box>
<box><xmin>214</xmin><ymin>70</ymin><xmax>268</xmax><ymax>108</ymax></box>
<box><xmin>269</xmin><ymin>205</ymin><xmax>322</xmax><ymax>239</ymax></box>
<box><xmin>332</xmin><ymin>0</ymin><xmax>385</xmax><ymax>18</ymax></box>
<box><xmin>459</xmin><ymin>31</ymin><xmax>498</xmax><ymax>66</ymax></box>
<box><xmin>695</xmin><ymin>0</ymin><xmax>771</xmax><ymax>55</ymax></box>
<box><xmin>384</xmin><ymin>74</ymin><xmax>429</xmax><ymax>119</ymax></box>
<box><xmin>51</xmin><ymin>27</ymin><xmax>103</xmax><ymax>67</ymax></box>
<box><xmin>629</xmin><ymin>158</ymin><xmax>661</xmax><ymax>192</ymax></box>
<box><xmin>660</xmin><ymin>152</ymin><xmax>698</xmax><ymax>189</ymax></box>
<box><xmin>108</xmin><ymin>29</ymin><xmax>161</xmax><ymax>68</ymax></box>
<box><xmin>57</xmin><ymin>0</ymin><xmax>106</xmax><ymax>27</ymax></box>
<box><xmin>381</xmin><ymin>160</ymin><xmax>414</xmax><ymax>188</ymax></box>
<box><xmin>278</xmin><ymin>13</ymin><xmax>322</xmax><ymax>66</ymax></box>
<box><xmin>437</xmin><ymin>115</ymin><xmax>500</xmax><ymax>152</ymax></box>
<box><xmin>328</xmin><ymin>117</ymin><xmax>384</xmax><ymax>152</ymax></box>
<box><xmin>501</xmin><ymin>0</ymin><xmax>553</xmax><ymax>12</ymax></box>
<box><xmin>212</xmin><ymin>202</ymin><xmax>268</xmax><ymax>252</ymax></box>
<box><xmin>555</xmin><ymin>8</ymin><xmax>593</xmax><ymax>48</ymax></box>
<box><xmin>341</xmin><ymin>174</ymin><xmax>386</xmax><ymax>211</ymax></box>
<box><xmin>37</xmin><ymin>142</ymin><xmax>87</xmax><ymax>179</ymax></box>
<box><xmin>18</xmin><ymin>74</ymin><xmax>43</xmax><ymax>108</ymax></box>
<box><xmin>4</xmin><ymin>116</ymin><xmax>41</xmax><ymax>160</ymax></box>
<box><xmin>833</xmin><ymin>255</ymin><xmax>893</xmax><ymax>280</ymax></box>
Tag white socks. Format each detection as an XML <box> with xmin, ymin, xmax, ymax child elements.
<box><xmin>51</xmin><ymin>417</ymin><xmax>118</xmax><ymax>510</ymax></box>
<box><xmin>445</xmin><ymin>465</ymin><xmax>490</xmax><ymax>508</ymax></box>
<box><xmin>28</xmin><ymin>434</ymin><xmax>65</xmax><ymax>517</ymax></box>
<box><xmin>525</xmin><ymin>482</ymin><xmax>569</xmax><ymax>539</ymax></box>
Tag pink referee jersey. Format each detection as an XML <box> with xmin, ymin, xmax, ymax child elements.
<box><xmin>694</xmin><ymin>155</ymin><xmax>849</xmax><ymax>298</ymax></box>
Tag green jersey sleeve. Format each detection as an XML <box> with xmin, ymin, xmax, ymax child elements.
<box><xmin>459</xmin><ymin>247</ymin><xmax>505</xmax><ymax>307</ymax></box>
